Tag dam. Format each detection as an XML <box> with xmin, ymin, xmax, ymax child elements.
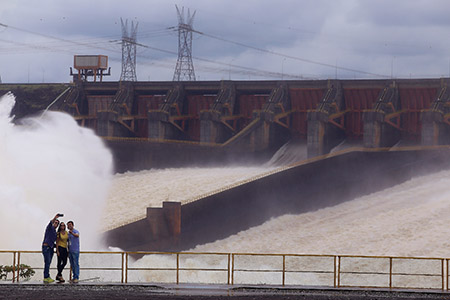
<box><xmin>4</xmin><ymin>77</ymin><xmax>449</xmax><ymax>171</ymax></box>
<box><xmin>2</xmin><ymin>77</ymin><xmax>450</xmax><ymax>253</ymax></box>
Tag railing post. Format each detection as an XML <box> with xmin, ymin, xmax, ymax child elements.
<box><xmin>227</xmin><ymin>254</ymin><xmax>231</xmax><ymax>285</ymax></box>
<box><xmin>16</xmin><ymin>252</ymin><xmax>21</xmax><ymax>283</ymax></box>
<box><xmin>231</xmin><ymin>254</ymin><xmax>235</xmax><ymax>285</ymax></box>
<box><xmin>447</xmin><ymin>259</ymin><xmax>449</xmax><ymax>291</ymax></box>
<box><xmin>282</xmin><ymin>255</ymin><xmax>285</xmax><ymax>286</ymax></box>
<box><xmin>337</xmin><ymin>256</ymin><xmax>341</xmax><ymax>288</ymax></box>
<box><xmin>176</xmin><ymin>253</ymin><xmax>180</xmax><ymax>285</ymax></box>
<box><xmin>442</xmin><ymin>259</ymin><xmax>445</xmax><ymax>290</ymax></box>
<box><xmin>334</xmin><ymin>256</ymin><xmax>337</xmax><ymax>288</ymax></box>
<box><xmin>12</xmin><ymin>251</ymin><xmax>16</xmax><ymax>283</ymax></box>
<box><xmin>389</xmin><ymin>257</ymin><xmax>393</xmax><ymax>289</ymax></box>
<box><xmin>121</xmin><ymin>252</ymin><xmax>124</xmax><ymax>284</ymax></box>
<box><xmin>125</xmin><ymin>252</ymin><xmax>128</xmax><ymax>283</ymax></box>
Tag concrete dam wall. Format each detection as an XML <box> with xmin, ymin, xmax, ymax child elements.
<box><xmin>3</xmin><ymin>78</ymin><xmax>450</xmax><ymax>172</ymax></box>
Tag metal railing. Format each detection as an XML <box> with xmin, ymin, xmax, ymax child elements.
<box><xmin>0</xmin><ymin>250</ymin><xmax>448</xmax><ymax>290</ymax></box>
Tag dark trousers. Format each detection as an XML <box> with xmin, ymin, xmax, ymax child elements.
<box><xmin>42</xmin><ymin>245</ymin><xmax>54</xmax><ymax>279</ymax></box>
<box><xmin>57</xmin><ymin>246</ymin><xmax>68</xmax><ymax>277</ymax></box>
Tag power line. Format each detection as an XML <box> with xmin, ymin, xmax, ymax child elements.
<box><xmin>192</xmin><ymin>29</ymin><xmax>390</xmax><ymax>78</ymax></box>
<box><xmin>0</xmin><ymin>22</ymin><xmax>121</xmax><ymax>55</ymax></box>
<box><xmin>0</xmin><ymin>21</ymin><xmax>390</xmax><ymax>80</ymax></box>
<box><xmin>127</xmin><ymin>38</ymin><xmax>309</xmax><ymax>79</ymax></box>
<box><xmin>0</xmin><ymin>21</ymin><xmax>313</xmax><ymax>80</ymax></box>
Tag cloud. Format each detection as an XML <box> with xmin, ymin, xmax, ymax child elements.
<box><xmin>350</xmin><ymin>0</ymin><xmax>450</xmax><ymax>27</ymax></box>
<box><xmin>0</xmin><ymin>0</ymin><xmax>449</xmax><ymax>83</ymax></box>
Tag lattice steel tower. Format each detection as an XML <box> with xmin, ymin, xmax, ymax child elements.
<box><xmin>120</xmin><ymin>18</ymin><xmax>138</xmax><ymax>82</ymax></box>
<box><xmin>173</xmin><ymin>6</ymin><xmax>196</xmax><ymax>81</ymax></box>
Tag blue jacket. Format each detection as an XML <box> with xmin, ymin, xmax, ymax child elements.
<box><xmin>42</xmin><ymin>221</ymin><xmax>57</xmax><ymax>247</ymax></box>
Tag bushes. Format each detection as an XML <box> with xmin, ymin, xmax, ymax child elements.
<box><xmin>0</xmin><ymin>264</ymin><xmax>35</xmax><ymax>281</ymax></box>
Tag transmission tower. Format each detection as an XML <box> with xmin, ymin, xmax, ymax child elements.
<box><xmin>120</xmin><ymin>18</ymin><xmax>138</xmax><ymax>82</ymax></box>
<box><xmin>173</xmin><ymin>6</ymin><xmax>196</xmax><ymax>81</ymax></box>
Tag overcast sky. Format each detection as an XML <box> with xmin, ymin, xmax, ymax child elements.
<box><xmin>0</xmin><ymin>0</ymin><xmax>450</xmax><ymax>83</ymax></box>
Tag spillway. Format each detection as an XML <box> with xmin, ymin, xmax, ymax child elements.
<box><xmin>103</xmin><ymin>146</ymin><xmax>450</xmax><ymax>257</ymax></box>
<box><xmin>102</xmin><ymin>165</ymin><xmax>275</xmax><ymax>231</ymax></box>
<box><xmin>102</xmin><ymin>139</ymin><xmax>309</xmax><ymax>231</ymax></box>
<box><xmin>190</xmin><ymin>168</ymin><xmax>450</xmax><ymax>258</ymax></box>
<box><xmin>126</xmin><ymin>163</ymin><xmax>450</xmax><ymax>287</ymax></box>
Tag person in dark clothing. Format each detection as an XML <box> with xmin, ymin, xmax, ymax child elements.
<box><xmin>42</xmin><ymin>214</ymin><xmax>61</xmax><ymax>283</ymax></box>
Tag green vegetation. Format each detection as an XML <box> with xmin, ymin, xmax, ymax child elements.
<box><xmin>0</xmin><ymin>264</ymin><xmax>35</xmax><ymax>281</ymax></box>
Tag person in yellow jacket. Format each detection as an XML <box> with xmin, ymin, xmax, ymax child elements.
<box><xmin>55</xmin><ymin>222</ymin><xmax>69</xmax><ymax>283</ymax></box>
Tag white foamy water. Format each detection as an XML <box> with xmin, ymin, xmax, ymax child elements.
<box><xmin>102</xmin><ymin>139</ymin><xmax>450</xmax><ymax>258</ymax></box>
<box><xmin>0</xmin><ymin>92</ymin><xmax>113</xmax><ymax>250</ymax></box>
<box><xmin>103</xmin><ymin>140</ymin><xmax>314</xmax><ymax>230</ymax></box>
<box><xmin>103</xmin><ymin>166</ymin><xmax>276</xmax><ymax>230</ymax></box>
<box><xmin>264</xmin><ymin>140</ymin><xmax>307</xmax><ymax>166</ymax></box>
<box><xmin>190</xmin><ymin>169</ymin><xmax>450</xmax><ymax>258</ymax></box>
<box><xmin>127</xmin><ymin>168</ymin><xmax>450</xmax><ymax>285</ymax></box>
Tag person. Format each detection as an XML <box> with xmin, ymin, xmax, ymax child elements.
<box><xmin>55</xmin><ymin>222</ymin><xmax>69</xmax><ymax>283</ymax></box>
<box><xmin>42</xmin><ymin>214</ymin><xmax>60</xmax><ymax>283</ymax></box>
<box><xmin>67</xmin><ymin>220</ymin><xmax>80</xmax><ymax>283</ymax></box>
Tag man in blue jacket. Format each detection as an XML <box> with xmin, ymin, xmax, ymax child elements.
<box><xmin>42</xmin><ymin>214</ymin><xmax>61</xmax><ymax>283</ymax></box>
<box><xmin>67</xmin><ymin>220</ymin><xmax>80</xmax><ymax>283</ymax></box>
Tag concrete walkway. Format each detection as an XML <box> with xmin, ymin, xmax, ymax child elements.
<box><xmin>2</xmin><ymin>282</ymin><xmax>450</xmax><ymax>299</ymax></box>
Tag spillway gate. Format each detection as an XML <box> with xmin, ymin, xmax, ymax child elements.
<box><xmin>49</xmin><ymin>78</ymin><xmax>450</xmax><ymax>168</ymax></box>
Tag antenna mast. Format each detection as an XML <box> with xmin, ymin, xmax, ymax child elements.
<box><xmin>173</xmin><ymin>6</ymin><xmax>196</xmax><ymax>81</ymax></box>
<box><xmin>120</xmin><ymin>18</ymin><xmax>138</xmax><ymax>82</ymax></box>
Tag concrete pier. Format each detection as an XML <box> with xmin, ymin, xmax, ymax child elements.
<box><xmin>96</xmin><ymin>111</ymin><xmax>121</xmax><ymax>137</ymax></box>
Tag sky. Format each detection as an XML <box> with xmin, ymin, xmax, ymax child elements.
<box><xmin>0</xmin><ymin>0</ymin><xmax>450</xmax><ymax>83</ymax></box>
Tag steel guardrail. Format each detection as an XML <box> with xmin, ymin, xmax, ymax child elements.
<box><xmin>1</xmin><ymin>250</ymin><xmax>449</xmax><ymax>290</ymax></box>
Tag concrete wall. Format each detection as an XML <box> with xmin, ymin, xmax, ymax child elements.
<box><xmin>104</xmin><ymin>138</ymin><xmax>274</xmax><ymax>173</ymax></box>
<box><xmin>106</xmin><ymin>202</ymin><xmax>181</xmax><ymax>251</ymax></box>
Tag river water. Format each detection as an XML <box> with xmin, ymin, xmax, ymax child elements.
<box><xmin>190</xmin><ymin>168</ymin><xmax>450</xmax><ymax>258</ymax></box>
<box><xmin>121</xmin><ymin>166</ymin><xmax>450</xmax><ymax>285</ymax></box>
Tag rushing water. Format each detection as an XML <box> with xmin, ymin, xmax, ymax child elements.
<box><xmin>103</xmin><ymin>166</ymin><xmax>277</xmax><ymax>230</ymax></box>
<box><xmin>189</xmin><ymin>168</ymin><xmax>450</xmax><ymax>258</ymax></box>
<box><xmin>126</xmin><ymin>168</ymin><xmax>450</xmax><ymax>285</ymax></box>
<box><xmin>102</xmin><ymin>144</ymin><xmax>450</xmax><ymax>258</ymax></box>
<box><xmin>0</xmin><ymin>93</ymin><xmax>113</xmax><ymax>250</ymax></box>
<box><xmin>106</xmin><ymin>167</ymin><xmax>450</xmax><ymax>259</ymax></box>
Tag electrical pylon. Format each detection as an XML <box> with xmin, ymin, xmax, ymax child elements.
<box><xmin>120</xmin><ymin>18</ymin><xmax>138</xmax><ymax>82</ymax></box>
<box><xmin>173</xmin><ymin>6</ymin><xmax>196</xmax><ymax>81</ymax></box>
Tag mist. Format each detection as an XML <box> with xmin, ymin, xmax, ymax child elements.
<box><xmin>0</xmin><ymin>92</ymin><xmax>113</xmax><ymax>250</ymax></box>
